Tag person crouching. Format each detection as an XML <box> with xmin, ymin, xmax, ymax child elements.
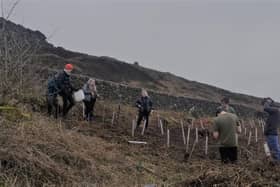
<box><xmin>83</xmin><ymin>78</ymin><xmax>98</xmax><ymax>121</ymax></box>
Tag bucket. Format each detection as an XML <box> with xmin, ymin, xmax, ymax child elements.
<box><xmin>73</xmin><ymin>89</ymin><xmax>85</xmax><ymax>102</ymax></box>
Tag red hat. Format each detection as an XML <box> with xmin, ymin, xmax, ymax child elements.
<box><xmin>65</xmin><ymin>64</ymin><xmax>73</xmax><ymax>71</ymax></box>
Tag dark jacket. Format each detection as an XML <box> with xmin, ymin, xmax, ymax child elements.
<box><xmin>136</xmin><ymin>96</ymin><xmax>153</xmax><ymax>114</ymax></box>
<box><xmin>55</xmin><ymin>71</ymin><xmax>74</xmax><ymax>96</ymax></box>
<box><xmin>264</xmin><ymin>102</ymin><xmax>280</xmax><ymax>135</ymax></box>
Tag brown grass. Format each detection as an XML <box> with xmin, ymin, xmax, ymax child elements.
<box><xmin>0</xmin><ymin>100</ymin><xmax>279</xmax><ymax>186</ymax></box>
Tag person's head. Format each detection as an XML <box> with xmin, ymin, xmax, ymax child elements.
<box><xmin>64</xmin><ymin>63</ymin><xmax>74</xmax><ymax>75</ymax></box>
<box><xmin>262</xmin><ymin>97</ymin><xmax>274</xmax><ymax>106</ymax></box>
<box><xmin>221</xmin><ymin>97</ymin><xmax>230</xmax><ymax>105</ymax></box>
<box><xmin>141</xmin><ymin>89</ymin><xmax>148</xmax><ymax>97</ymax></box>
<box><xmin>87</xmin><ymin>78</ymin><xmax>96</xmax><ymax>86</ymax></box>
<box><xmin>216</xmin><ymin>106</ymin><xmax>227</xmax><ymax>117</ymax></box>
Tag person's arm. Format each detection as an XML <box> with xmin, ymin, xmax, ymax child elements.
<box><xmin>213</xmin><ymin>131</ymin><xmax>219</xmax><ymax>139</ymax></box>
<box><xmin>237</xmin><ymin>123</ymin><xmax>242</xmax><ymax>134</ymax></box>
<box><xmin>136</xmin><ymin>99</ymin><xmax>142</xmax><ymax>109</ymax></box>
<box><xmin>213</xmin><ymin>119</ymin><xmax>219</xmax><ymax>139</ymax></box>
<box><xmin>236</xmin><ymin>117</ymin><xmax>242</xmax><ymax>134</ymax></box>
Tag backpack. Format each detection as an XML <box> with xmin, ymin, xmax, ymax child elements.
<box><xmin>47</xmin><ymin>74</ymin><xmax>59</xmax><ymax>95</ymax></box>
<box><xmin>142</xmin><ymin>97</ymin><xmax>151</xmax><ymax>113</ymax></box>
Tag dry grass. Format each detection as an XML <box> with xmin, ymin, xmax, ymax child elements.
<box><xmin>0</xmin><ymin>100</ymin><xmax>279</xmax><ymax>186</ymax></box>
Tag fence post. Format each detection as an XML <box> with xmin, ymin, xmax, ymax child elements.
<box><xmin>132</xmin><ymin>119</ymin><xmax>136</xmax><ymax>137</ymax></box>
<box><xmin>205</xmin><ymin>134</ymin><xmax>209</xmax><ymax>155</ymax></box>
<box><xmin>181</xmin><ymin>120</ymin><xmax>186</xmax><ymax>145</ymax></box>
<box><xmin>167</xmin><ymin>129</ymin><xmax>170</xmax><ymax>148</ymax></box>
<box><xmin>141</xmin><ymin>120</ymin><xmax>147</xmax><ymax>136</ymax></box>
<box><xmin>111</xmin><ymin>112</ymin><xmax>115</xmax><ymax>126</ymax></box>
<box><xmin>255</xmin><ymin>127</ymin><xmax>258</xmax><ymax>143</ymax></box>
<box><xmin>160</xmin><ymin>119</ymin><xmax>164</xmax><ymax>135</ymax></box>
<box><xmin>195</xmin><ymin>127</ymin><xmax>198</xmax><ymax>143</ymax></box>
<box><xmin>248</xmin><ymin>130</ymin><xmax>252</xmax><ymax>146</ymax></box>
<box><xmin>186</xmin><ymin>125</ymin><xmax>191</xmax><ymax>152</ymax></box>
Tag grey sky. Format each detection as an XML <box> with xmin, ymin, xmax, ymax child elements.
<box><xmin>5</xmin><ymin>0</ymin><xmax>280</xmax><ymax>100</ymax></box>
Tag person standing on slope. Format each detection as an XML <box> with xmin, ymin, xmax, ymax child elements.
<box><xmin>213</xmin><ymin>107</ymin><xmax>241</xmax><ymax>164</ymax></box>
<box><xmin>136</xmin><ymin>89</ymin><xmax>153</xmax><ymax>130</ymax></box>
<box><xmin>262</xmin><ymin>97</ymin><xmax>280</xmax><ymax>160</ymax></box>
<box><xmin>55</xmin><ymin>63</ymin><xmax>76</xmax><ymax>118</ymax></box>
<box><xmin>221</xmin><ymin>97</ymin><xmax>236</xmax><ymax>114</ymax></box>
<box><xmin>82</xmin><ymin>78</ymin><xmax>98</xmax><ymax>121</ymax></box>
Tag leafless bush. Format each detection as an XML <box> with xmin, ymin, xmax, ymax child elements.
<box><xmin>0</xmin><ymin>0</ymin><xmax>42</xmax><ymax>104</ymax></box>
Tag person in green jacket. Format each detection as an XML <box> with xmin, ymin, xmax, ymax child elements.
<box><xmin>213</xmin><ymin>107</ymin><xmax>241</xmax><ymax>164</ymax></box>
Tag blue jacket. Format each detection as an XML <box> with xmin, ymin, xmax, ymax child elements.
<box><xmin>264</xmin><ymin>102</ymin><xmax>280</xmax><ymax>135</ymax></box>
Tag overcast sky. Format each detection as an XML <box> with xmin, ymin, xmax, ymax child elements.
<box><xmin>4</xmin><ymin>0</ymin><xmax>280</xmax><ymax>100</ymax></box>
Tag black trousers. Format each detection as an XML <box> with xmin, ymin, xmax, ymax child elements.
<box><xmin>83</xmin><ymin>98</ymin><xmax>96</xmax><ymax>121</ymax></box>
<box><xmin>137</xmin><ymin>112</ymin><xmax>150</xmax><ymax>129</ymax></box>
<box><xmin>60</xmin><ymin>93</ymin><xmax>75</xmax><ymax>117</ymax></box>
<box><xmin>219</xmin><ymin>147</ymin><xmax>238</xmax><ymax>164</ymax></box>
<box><xmin>47</xmin><ymin>95</ymin><xmax>59</xmax><ymax>118</ymax></box>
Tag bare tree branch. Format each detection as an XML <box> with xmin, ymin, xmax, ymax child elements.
<box><xmin>6</xmin><ymin>0</ymin><xmax>21</xmax><ymax>20</ymax></box>
<box><xmin>1</xmin><ymin>0</ymin><xmax>4</xmax><ymax>18</ymax></box>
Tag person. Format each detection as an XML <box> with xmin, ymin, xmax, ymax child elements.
<box><xmin>47</xmin><ymin>64</ymin><xmax>76</xmax><ymax>118</ymax></box>
<box><xmin>136</xmin><ymin>89</ymin><xmax>153</xmax><ymax>130</ymax></box>
<box><xmin>262</xmin><ymin>97</ymin><xmax>280</xmax><ymax>160</ymax></box>
<box><xmin>46</xmin><ymin>74</ymin><xmax>59</xmax><ymax>118</ymax></box>
<box><xmin>213</xmin><ymin>107</ymin><xmax>241</xmax><ymax>164</ymax></box>
<box><xmin>221</xmin><ymin>97</ymin><xmax>236</xmax><ymax>114</ymax></box>
<box><xmin>83</xmin><ymin>78</ymin><xmax>98</xmax><ymax>121</ymax></box>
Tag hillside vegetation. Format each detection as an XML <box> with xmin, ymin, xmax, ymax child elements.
<box><xmin>0</xmin><ymin>18</ymin><xmax>263</xmax><ymax>110</ymax></box>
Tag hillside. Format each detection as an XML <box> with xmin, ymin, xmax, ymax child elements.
<box><xmin>1</xmin><ymin>17</ymin><xmax>279</xmax><ymax>186</ymax></box>
<box><xmin>0</xmin><ymin>17</ymin><xmax>263</xmax><ymax>110</ymax></box>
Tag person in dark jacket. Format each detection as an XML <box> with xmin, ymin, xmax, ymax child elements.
<box><xmin>55</xmin><ymin>64</ymin><xmax>76</xmax><ymax>118</ymax></box>
<box><xmin>83</xmin><ymin>78</ymin><xmax>98</xmax><ymax>121</ymax></box>
<box><xmin>262</xmin><ymin>97</ymin><xmax>280</xmax><ymax>160</ymax></box>
<box><xmin>46</xmin><ymin>75</ymin><xmax>59</xmax><ymax>118</ymax></box>
<box><xmin>136</xmin><ymin>89</ymin><xmax>153</xmax><ymax>129</ymax></box>
<box><xmin>47</xmin><ymin>64</ymin><xmax>76</xmax><ymax>118</ymax></box>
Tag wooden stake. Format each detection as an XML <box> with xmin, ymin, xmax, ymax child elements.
<box><xmin>261</xmin><ymin>120</ymin><xmax>265</xmax><ymax>134</ymax></box>
<box><xmin>248</xmin><ymin>130</ymin><xmax>252</xmax><ymax>146</ymax></box>
<box><xmin>181</xmin><ymin>120</ymin><xmax>186</xmax><ymax>145</ymax></box>
<box><xmin>205</xmin><ymin>135</ymin><xmax>209</xmax><ymax>155</ymax></box>
<box><xmin>160</xmin><ymin>119</ymin><xmax>164</xmax><ymax>135</ymax></box>
<box><xmin>82</xmin><ymin>103</ymin><xmax>85</xmax><ymax>119</ymax></box>
<box><xmin>141</xmin><ymin>120</ymin><xmax>147</xmax><ymax>136</ymax></box>
<box><xmin>111</xmin><ymin>112</ymin><xmax>115</xmax><ymax>125</ymax></box>
<box><xmin>191</xmin><ymin>119</ymin><xmax>194</xmax><ymax>129</ymax></box>
<box><xmin>167</xmin><ymin>129</ymin><xmax>170</xmax><ymax>148</ymax></box>
<box><xmin>200</xmin><ymin>120</ymin><xmax>205</xmax><ymax>129</ymax></box>
<box><xmin>186</xmin><ymin>125</ymin><xmax>191</xmax><ymax>152</ymax></box>
<box><xmin>132</xmin><ymin>120</ymin><xmax>136</xmax><ymax>137</ymax></box>
<box><xmin>102</xmin><ymin>104</ymin><xmax>105</xmax><ymax>123</ymax></box>
<box><xmin>195</xmin><ymin>127</ymin><xmax>198</xmax><ymax>143</ymax></box>
<box><xmin>244</xmin><ymin>127</ymin><xmax>247</xmax><ymax>136</ymax></box>
<box><xmin>157</xmin><ymin>114</ymin><xmax>160</xmax><ymax>128</ymax></box>
<box><xmin>255</xmin><ymin>127</ymin><xmax>258</xmax><ymax>143</ymax></box>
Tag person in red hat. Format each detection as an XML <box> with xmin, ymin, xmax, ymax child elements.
<box><xmin>47</xmin><ymin>64</ymin><xmax>76</xmax><ymax>118</ymax></box>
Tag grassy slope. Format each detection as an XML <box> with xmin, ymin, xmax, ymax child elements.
<box><xmin>0</xmin><ymin>99</ymin><xmax>279</xmax><ymax>186</ymax></box>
